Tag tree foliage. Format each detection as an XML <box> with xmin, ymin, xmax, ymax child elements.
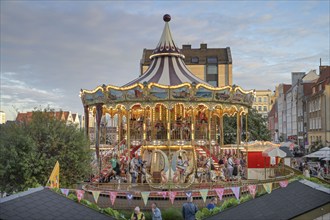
<box><xmin>0</xmin><ymin>109</ymin><xmax>92</xmax><ymax>194</ymax></box>
<box><xmin>223</xmin><ymin>108</ymin><xmax>271</xmax><ymax>144</ymax></box>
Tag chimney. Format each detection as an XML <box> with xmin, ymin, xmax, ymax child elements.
<box><xmin>182</xmin><ymin>44</ymin><xmax>191</xmax><ymax>50</ymax></box>
<box><xmin>200</xmin><ymin>43</ymin><xmax>207</xmax><ymax>49</ymax></box>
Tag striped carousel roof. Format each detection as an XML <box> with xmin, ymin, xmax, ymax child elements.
<box><xmin>123</xmin><ymin>14</ymin><xmax>211</xmax><ymax>87</ymax></box>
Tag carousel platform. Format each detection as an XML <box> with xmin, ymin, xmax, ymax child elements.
<box><xmin>82</xmin><ymin>169</ymin><xmax>294</xmax><ymax>210</ymax></box>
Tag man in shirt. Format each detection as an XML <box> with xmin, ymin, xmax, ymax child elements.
<box><xmin>151</xmin><ymin>202</ymin><xmax>162</xmax><ymax>220</ymax></box>
<box><xmin>182</xmin><ymin>197</ymin><xmax>198</xmax><ymax>220</ymax></box>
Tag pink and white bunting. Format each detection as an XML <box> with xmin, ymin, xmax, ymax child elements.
<box><xmin>92</xmin><ymin>191</ymin><xmax>101</xmax><ymax>203</ymax></box>
<box><xmin>168</xmin><ymin>191</ymin><xmax>177</xmax><ymax>204</ymax></box>
<box><xmin>157</xmin><ymin>191</ymin><xmax>167</xmax><ymax>199</ymax></box>
<box><xmin>247</xmin><ymin>185</ymin><xmax>257</xmax><ymax>198</ymax></box>
<box><xmin>231</xmin><ymin>187</ymin><xmax>240</xmax><ymax>200</ymax></box>
<box><xmin>60</xmin><ymin>188</ymin><xmax>69</xmax><ymax>197</ymax></box>
<box><xmin>141</xmin><ymin>191</ymin><xmax>150</xmax><ymax>206</ymax></box>
<box><xmin>109</xmin><ymin>191</ymin><xmax>118</xmax><ymax>206</ymax></box>
<box><xmin>279</xmin><ymin>180</ymin><xmax>288</xmax><ymax>188</ymax></box>
<box><xmin>76</xmin><ymin>190</ymin><xmax>84</xmax><ymax>202</ymax></box>
<box><xmin>199</xmin><ymin>189</ymin><xmax>208</xmax><ymax>203</ymax></box>
<box><xmin>185</xmin><ymin>191</ymin><xmax>192</xmax><ymax>198</ymax></box>
<box><xmin>214</xmin><ymin>188</ymin><xmax>225</xmax><ymax>201</ymax></box>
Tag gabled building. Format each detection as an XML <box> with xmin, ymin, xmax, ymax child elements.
<box><xmin>296</xmin><ymin>70</ymin><xmax>319</xmax><ymax>148</ymax></box>
<box><xmin>286</xmin><ymin>72</ymin><xmax>305</xmax><ymax>143</ymax></box>
<box><xmin>306</xmin><ymin>66</ymin><xmax>330</xmax><ymax>148</ymax></box>
<box><xmin>16</xmin><ymin>111</ymin><xmax>81</xmax><ymax>127</ymax></box>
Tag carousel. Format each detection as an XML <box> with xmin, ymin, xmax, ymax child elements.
<box><xmin>80</xmin><ymin>14</ymin><xmax>255</xmax><ymax>189</ymax></box>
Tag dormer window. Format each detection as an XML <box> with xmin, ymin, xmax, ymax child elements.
<box><xmin>191</xmin><ymin>57</ymin><xmax>199</xmax><ymax>63</ymax></box>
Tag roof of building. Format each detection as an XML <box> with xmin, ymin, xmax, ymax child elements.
<box><xmin>0</xmin><ymin>187</ymin><xmax>114</xmax><ymax>220</ymax></box>
<box><xmin>16</xmin><ymin>112</ymin><xmax>33</xmax><ymax>123</ymax></box>
<box><xmin>123</xmin><ymin>14</ymin><xmax>211</xmax><ymax>87</ymax></box>
<box><xmin>206</xmin><ymin>180</ymin><xmax>330</xmax><ymax>220</ymax></box>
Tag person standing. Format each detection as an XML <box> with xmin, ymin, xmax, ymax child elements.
<box><xmin>206</xmin><ymin>197</ymin><xmax>217</xmax><ymax>210</ymax></box>
<box><xmin>151</xmin><ymin>202</ymin><xmax>162</xmax><ymax>220</ymax></box>
<box><xmin>227</xmin><ymin>155</ymin><xmax>234</xmax><ymax>180</ymax></box>
<box><xmin>182</xmin><ymin>197</ymin><xmax>198</xmax><ymax>220</ymax></box>
<box><xmin>131</xmin><ymin>206</ymin><xmax>145</xmax><ymax>220</ymax></box>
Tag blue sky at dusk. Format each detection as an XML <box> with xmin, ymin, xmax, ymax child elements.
<box><xmin>1</xmin><ymin>1</ymin><xmax>329</xmax><ymax>120</ymax></box>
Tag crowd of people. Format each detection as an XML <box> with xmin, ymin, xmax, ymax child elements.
<box><xmin>195</xmin><ymin>152</ymin><xmax>247</xmax><ymax>183</ymax></box>
<box><xmin>129</xmin><ymin>196</ymin><xmax>220</xmax><ymax>220</ymax></box>
<box><xmin>292</xmin><ymin>158</ymin><xmax>329</xmax><ymax>179</ymax></box>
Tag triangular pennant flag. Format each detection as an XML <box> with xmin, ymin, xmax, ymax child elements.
<box><xmin>126</xmin><ymin>193</ymin><xmax>134</xmax><ymax>200</ymax></box>
<box><xmin>126</xmin><ymin>193</ymin><xmax>133</xmax><ymax>205</ymax></box>
<box><xmin>247</xmin><ymin>185</ymin><xmax>257</xmax><ymax>199</ymax></box>
<box><xmin>214</xmin><ymin>188</ymin><xmax>225</xmax><ymax>201</ymax></box>
<box><xmin>231</xmin><ymin>187</ymin><xmax>240</xmax><ymax>200</ymax></box>
<box><xmin>60</xmin><ymin>188</ymin><xmax>69</xmax><ymax>197</ymax></box>
<box><xmin>168</xmin><ymin>191</ymin><xmax>177</xmax><ymax>205</ymax></box>
<box><xmin>263</xmin><ymin>183</ymin><xmax>273</xmax><ymax>194</ymax></box>
<box><xmin>109</xmin><ymin>192</ymin><xmax>118</xmax><ymax>206</ymax></box>
<box><xmin>157</xmin><ymin>191</ymin><xmax>167</xmax><ymax>199</ymax></box>
<box><xmin>199</xmin><ymin>189</ymin><xmax>208</xmax><ymax>203</ymax></box>
<box><xmin>92</xmin><ymin>191</ymin><xmax>101</xmax><ymax>203</ymax></box>
<box><xmin>141</xmin><ymin>191</ymin><xmax>150</xmax><ymax>206</ymax></box>
<box><xmin>76</xmin><ymin>190</ymin><xmax>84</xmax><ymax>202</ymax></box>
<box><xmin>185</xmin><ymin>191</ymin><xmax>192</xmax><ymax>198</ymax></box>
<box><xmin>47</xmin><ymin>161</ymin><xmax>60</xmax><ymax>188</ymax></box>
<box><xmin>279</xmin><ymin>180</ymin><xmax>288</xmax><ymax>188</ymax></box>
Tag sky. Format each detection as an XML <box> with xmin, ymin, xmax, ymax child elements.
<box><xmin>1</xmin><ymin>1</ymin><xmax>329</xmax><ymax>120</ymax></box>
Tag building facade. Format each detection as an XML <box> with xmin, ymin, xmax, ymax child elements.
<box><xmin>286</xmin><ymin>72</ymin><xmax>305</xmax><ymax>142</ymax></box>
<box><xmin>0</xmin><ymin>111</ymin><xmax>6</xmax><ymax>124</ymax></box>
<box><xmin>268</xmin><ymin>101</ymin><xmax>278</xmax><ymax>142</ymax></box>
<box><xmin>296</xmin><ymin>70</ymin><xmax>319</xmax><ymax>147</ymax></box>
<box><xmin>252</xmin><ymin>89</ymin><xmax>273</xmax><ymax>118</ymax></box>
<box><xmin>276</xmin><ymin>84</ymin><xmax>292</xmax><ymax>141</ymax></box>
<box><xmin>306</xmin><ymin>66</ymin><xmax>330</xmax><ymax>148</ymax></box>
<box><xmin>140</xmin><ymin>43</ymin><xmax>232</xmax><ymax>87</ymax></box>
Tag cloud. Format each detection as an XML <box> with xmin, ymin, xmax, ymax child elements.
<box><xmin>0</xmin><ymin>1</ymin><xmax>329</xmax><ymax>120</ymax></box>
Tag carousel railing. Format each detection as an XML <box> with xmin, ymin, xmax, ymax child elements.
<box><xmin>87</xmin><ymin>167</ymin><xmax>295</xmax><ymax>191</ymax></box>
<box><xmin>170</xmin><ymin>122</ymin><xmax>191</xmax><ymax>141</ymax></box>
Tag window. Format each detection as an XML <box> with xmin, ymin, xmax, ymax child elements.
<box><xmin>207</xmin><ymin>65</ymin><xmax>217</xmax><ymax>75</ymax></box>
<box><xmin>263</xmin><ymin>106</ymin><xmax>267</xmax><ymax>112</ymax></box>
<box><xmin>191</xmin><ymin>57</ymin><xmax>199</xmax><ymax>63</ymax></box>
<box><xmin>258</xmin><ymin>97</ymin><xmax>262</xmax><ymax>102</ymax></box>
<box><xmin>207</xmin><ymin>81</ymin><xmax>217</xmax><ymax>87</ymax></box>
<box><xmin>253</xmin><ymin>106</ymin><xmax>257</xmax><ymax>109</ymax></box>
<box><xmin>263</xmin><ymin>97</ymin><xmax>267</xmax><ymax>102</ymax></box>
<box><xmin>258</xmin><ymin>106</ymin><xmax>262</xmax><ymax>111</ymax></box>
<box><xmin>207</xmin><ymin>57</ymin><xmax>217</xmax><ymax>63</ymax></box>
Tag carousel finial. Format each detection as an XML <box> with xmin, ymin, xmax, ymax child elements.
<box><xmin>163</xmin><ymin>14</ymin><xmax>171</xmax><ymax>22</ymax></box>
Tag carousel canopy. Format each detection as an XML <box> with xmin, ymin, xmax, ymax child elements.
<box><xmin>123</xmin><ymin>14</ymin><xmax>210</xmax><ymax>87</ymax></box>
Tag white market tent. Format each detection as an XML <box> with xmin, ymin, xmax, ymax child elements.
<box><xmin>304</xmin><ymin>147</ymin><xmax>330</xmax><ymax>158</ymax></box>
<box><xmin>262</xmin><ymin>147</ymin><xmax>287</xmax><ymax>158</ymax></box>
